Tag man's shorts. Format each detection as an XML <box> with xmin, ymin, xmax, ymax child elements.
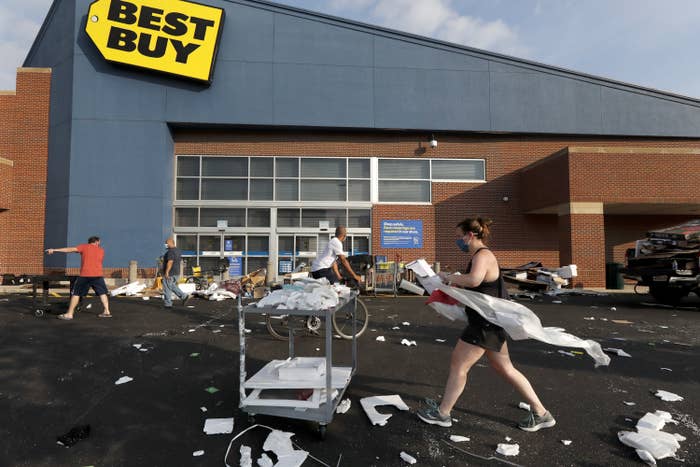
<box><xmin>311</xmin><ymin>267</ymin><xmax>338</xmax><ymax>284</ymax></box>
<box><xmin>71</xmin><ymin>277</ymin><xmax>108</xmax><ymax>297</ymax></box>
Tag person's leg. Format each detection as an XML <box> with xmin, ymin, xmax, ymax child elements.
<box><xmin>98</xmin><ymin>294</ymin><xmax>111</xmax><ymax>315</ymax></box>
<box><xmin>162</xmin><ymin>276</ymin><xmax>174</xmax><ymax>307</ymax></box>
<box><xmin>91</xmin><ymin>278</ymin><xmax>111</xmax><ymax>316</ymax></box>
<box><xmin>485</xmin><ymin>342</ymin><xmax>546</xmax><ymax>415</ymax></box>
<box><xmin>439</xmin><ymin>340</ymin><xmax>486</xmax><ymax>415</ymax></box>
<box><xmin>60</xmin><ymin>278</ymin><xmax>87</xmax><ymax>319</ymax></box>
<box><xmin>61</xmin><ymin>295</ymin><xmax>81</xmax><ymax>319</ymax></box>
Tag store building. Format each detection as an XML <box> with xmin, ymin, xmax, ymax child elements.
<box><xmin>2</xmin><ymin>0</ymin><xmax>700</xmax><ymax>286</ymax></box>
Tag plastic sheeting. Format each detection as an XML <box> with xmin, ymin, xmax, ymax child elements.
<box><xmin>256</xmin><ymin>279</ymin><xmax>351</xmax><ymax>311</ymax></box>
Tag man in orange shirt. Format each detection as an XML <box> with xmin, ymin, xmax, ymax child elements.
<box><xmin>46</xmin><ymin>236</ymin><xmax>112</xmax><ymax>320</ymax></box>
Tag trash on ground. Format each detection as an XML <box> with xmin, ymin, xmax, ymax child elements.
<box><xmin>401</xmin><ymin>339</ymin><xmax>417</xmax><ymax>347</ymax></box>
<box><xmin>200</xmin><ymin>406</ymin><xmax>207</xmax><ymax>412</ymax></box>
<box><xmin>256</xmin><ymin>278</ymin><xmax>350</xmax><ymax>310</ymax></box>
<box><xmin>402</xmin><ymin>322</ymin><xmax>410</xmax><ymax>326</ymax></box>
<box><xmin>552</xmin><ymin>300</ymin><xmax>562</xmax><ymax>304</ymax></box>
<box><xmin>400</xmin><ymin>451</ymin><xmax>417</xmax><ymax>464</ymax></box>
<box><xmin>110</xmin><ymin>281</ymin><xmax>147</xmax><ymax>297</ymax></box>
<box><xmin>660</xmin><ymin>368</ymin><xmax>672</xmax><ymax>372</ymax></box>
<box><xmin>85</xmin><ymin>303</ymin><xmax>92</xmax><ymax>309</ymax></box>
<box><xmin>261</xmin><ymin>429</ymin><xmax>308</xmax><ymax>467</ymax></box>
<box><xmin>142</xmin><ymin>296</ymin><xmax>150</xmax><ymax>301</ymax></box>
<box><xmin>399</xmin><ymin>279</ymin><xmax>425</xmax><ymax>295</ymax></box>
<box><xmin>654</xmin><ymin>390</ymin><xmax>683</xmax><ymax>402</ymax></box>
<box><xmin>611</xmin><ymin>319</ymin><xmax>633</xmax><ymax>324</ymax></box>
<box><xmin>604</xmin><ymin>348</ymin><xmax>632</xmax><ymax>357</ymax></box>
<box><xmin>203</xmin><ymin>417</ymin><xmax>234</xmax><ymax>435</ymax></box>
<box><xmin>213</xmin><ymin>329</ymin><xmax>222</xmax><ymax>333</ymax></box>
<box><xmin>192</xmin><ymin>450</ymin><xmax>204</xmax><ymax>457</ymax></box>
<box><xmin>518</xmin><ymin>402</ymin><xmax>531</xmax><ymax>411</ymax></box>
<box><xmin>205</xmin><ymin>386</ymin><xmax>220</xmax><ymax>394</ymax></box>
<box><xmin>56</xmin><ymin>424</ymin><xmax>90</xmax><ymax>447</ymax></box>
<box><xmin>392</xmin><ymin>326</ymin><xmax>400</xmax><ymax>330</ymax></box>
<box><xmin>637</xmin><ymin>411</ymin><xmax>674</xmax><ymax>431</ymax></box>
<box><xmin>496</xmin><ymin>443</ymin><xmax>520</xmax><ymax>456</ymax></box>
<box><xmin>239</xmin><ymin>445</ymin><xmax>252</xmax><ymax>467</ymax></box>
<box><xmin>505</xmin><ymin>436</ymin><xmax>512</xmax><ymax>442</ymax></box>
<box><xmin>619</xmin><ymin>410</ymin><xmax>686</xmax><ymax>463</ymax></box>
<box><xmin>376</xmin><ymin>336</ymin><xmax>386</xmax><ymax>342</ymax></box>
<box><xmin>360</xmin><ymin>395</ymin><xmax>410</xmax><ymax>426</ymax></box>
<box><xmin>190</xmin><ymin>352</ymin><xmax>200</xmax><ymax>357</ymax></box>
<box><xmin>336</xmin><ymin>398</ymin><xmax>351</xmax><ymax>414</ymax></box>
<box><xmin>257</xmin><ymin>453</ymin><xmax>273</xmax><ymax>467</ymax></box>
<box><xmin>561</xmin><ymin>440</ymin><xmax>572</xmax><ymax>446</ymax></box>
<box><xmin>584</xmin><ymin>317</ymin><xmax>595</xmax><ymax>320</ymax></box>
<box><xmin>115</xmin><ymin>376</ymin><xmax>133</xmax><ymax>385</ymax></box>
<box><xmin>435</xmin><ymin>339</ymin><xmax>447</xmax><ymax>343</ymax></box>
<box><xmin>132</xmin><ymin>344</ymin><xmax>142</xmax><ymax>349</ymax></box>
<box><xmin>610</xmin><ymin>307</ymin><xmax>617</xmax><ymax>311</ymax></box>
<box><xmin>449</xmin><ymin>435</ymin><xmax>470</xmax><ymax>442</ymax></box>
<box><xmin>624</xmin><ymin>401</ymin><xmax>636</xmax><ymax>406</ymax></box>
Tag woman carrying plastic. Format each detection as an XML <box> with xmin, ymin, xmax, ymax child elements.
<box><xmin>417</xmin><ymin>217</ymin><xmax>555</xmax><ymax>432</ymax></box>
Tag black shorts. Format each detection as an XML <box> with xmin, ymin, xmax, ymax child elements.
<box><xmin>311</xmin><ymin>267</ymin><xmax>338</xmax><ymax>284</ymax></box>
<box><xmin>460</xmin><ymin>307</ymin><xmax>508</xmax><ymax>352</ymax></box>
<box><xmin>71</xmin><ymin>277</ymin><xmax>108</xmax><ymax>297</ymax></box>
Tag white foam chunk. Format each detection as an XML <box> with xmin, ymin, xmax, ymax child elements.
<box><xmin>654</xmin><ymin>390</ymin><xmax>683</xmax><ymax>402</ymax></box>
<box><xmin>240</xmin><ymin>445</ymin><xmax>253</xmax><ymax>467</ymax></box>
<box><xmin>518</xmin><ymin>402</ymin><xmax>531</xmax><ymax>411</ymax></box>
<box><xmin>192</xmin><ymin>450</ymin><xmax>204</xmax><ymax>457</ymax></box>
<box><xmin>401</xmin><ymin>339</ymin><xmax>417</xmax><ymax>347</ymax></box>
<box><xmin>336</xmin><ymin>398</ymin><xmax>351</xmax><ymax>414</ymax></box>
<box><xmin>400</xmin><ymin>452</ymin><xmax>417</xmax><ymax>464</ymax></box>
<box><xmin>449</xmin><ymin>435</ymin><xmax>470</xmax><ymax>442</ymax></box>
<box><xmin>376</xmin><ymin>336</ymin><xmax>386</xmax><ymax>342</ymax></box>
<box><xmin>496</xmin><ymin>443</ymin><xmax>520</xmax><ymax>456</ymax></box>
<box><xmin>561</xmin><ymin>440</ymin><xmax>572</xmax><ymax>446</ymax></box>
<box><xmin>115</xmin><ymin>376</ymin><xmax>133</xmax><ymax>385</ymax></box>
<box><xmin>262</xmin><ymin>430</ymin><xmax>308</xmax><ymax>467</ymax></box>
<box><xmin>618</xmin><ymin>429</ymin><xmax>680</xmax><ymax>460</ymax></box>
<box><xmin>635</xmin><ymin>449</ymin><xmax>657</xmax><ymax>466</ymax></box>
<box><xmin>203</xmin><ymin>418</ymin><xmax>234</xmax><ymax>435</ymax></box>
<box><xmin>360</xmin><ymin>395</ymin><xmax>410</xmax><ymax>426</ymax></box>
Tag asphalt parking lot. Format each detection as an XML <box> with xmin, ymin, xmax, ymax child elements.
<box><xmin>0</xmin><ymin>290</ymin><xmax>698</xmax><ymax>467</ymax></box>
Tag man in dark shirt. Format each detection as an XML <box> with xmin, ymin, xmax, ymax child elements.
<box><xmin>162</xmin><ymin>237</ymin><xmax>190</xmax><ymax>308</ymax></box>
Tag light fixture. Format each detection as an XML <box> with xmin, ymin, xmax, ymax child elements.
<box><xmin>429</xmin><ymin>134</ymin><xmax>438</xmax><ymax>148</ymax></box>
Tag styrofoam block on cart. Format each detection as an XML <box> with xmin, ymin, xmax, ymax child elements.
<box><xmin>245</xmin><ymin>359</ymin><xmax>351</xmax><ymax>389</ymax></box>
<box><xmin>277</xmin><ymin>357</ymin><xmax>325</xmax><ymax>380</ymax></box>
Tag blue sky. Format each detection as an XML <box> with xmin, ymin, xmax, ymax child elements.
<box><xmin>2</xmin><ymin>0</ymin><xmax>700</xmax><ymax>99</ymax></box>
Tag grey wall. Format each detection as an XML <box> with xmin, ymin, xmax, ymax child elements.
<box><xmin>25</xmin><ymin>0</ymin><xmax>700</xmax><ymax>268</ymax></box>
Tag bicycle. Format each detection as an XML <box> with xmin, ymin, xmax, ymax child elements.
<box><xmin>265</xmin><ymin>278</ymin><xmax>369</xmax><ymax>341</ymax></box>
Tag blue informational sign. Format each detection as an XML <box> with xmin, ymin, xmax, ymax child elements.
<box><xmin>381</xmin><ymin>220</ymin><xmax>423</xmax><ymax>248</ymax></box>
<box><xmin>228</xmin><ymin>256</ymin><xmax>242</xmax><ymax>276</ymax></box>
<box><xmin>224</xmin><ymin>239</ymin><xmax>233</xmax><ymax>251</ymax></box>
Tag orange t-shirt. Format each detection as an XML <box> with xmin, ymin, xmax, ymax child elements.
<box><xmin>76</xmin><ymin>243</ymin><xmax>104</xmax><ymax>277</ymax></box>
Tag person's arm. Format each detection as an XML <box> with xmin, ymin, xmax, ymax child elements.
<box><xmin>332</xmin><ymin>261</ymin><xmax>342</xmax><ymax>280</ymax></box>
<box><xmin>45</xmin><ymin>247</ymin><xmax>79</xmax><ymax>255</ymax></box>
<box><xmin>444</xmin><ymin>253</ymin><xmax>490</xmax><ymax>288</ymax></box>
<box><xmin>164</xmin><ymin>259</ymin><xmax>174</xmax><ymax>278</ymax></box>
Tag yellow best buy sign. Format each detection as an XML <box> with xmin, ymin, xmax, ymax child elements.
<box><xmin>85</xmin><ymin>0</ymin><xmax>225</xmax><ymax>83</ymax></box>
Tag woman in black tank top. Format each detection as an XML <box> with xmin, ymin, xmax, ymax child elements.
<box><xmin>417</xmin><ymin>218</ymin><xmax>556</xmax><ymax>433</ymax></box>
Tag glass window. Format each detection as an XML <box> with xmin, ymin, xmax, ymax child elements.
<box><xmin>177</xmin><ymin>156</ymin><xmax>199</xmax><ymax>176</ymax></box>
<box><xmin>176</xmin><ymin>235</ymin><xmax>197</xmax><ymax>255</ymax></box>
<box><xmin>348</xmin><ymin>180</ymin><xmax>370</xmax><ymax>201</ymax></box>
<box><xmin>250</xmin><ymin>158</ymin><xmax>273</xmax><ymax>177</ymax></box>
<box><xmin>348</xmin><ymin>159</ymin><xmax>370</xmax><ymax>178</ymax></box>
<box><xmin>201</xmin><ymin>179</ymin><xmax>247</xmax><ymax>200</ymax></box>
<box><xmin>296</xmin><ymin>236</ymin><xmax>317</xmax><ymax>255</ymax></box>
<box><xmin>176</xmin><ymin>179</ymin><xmax>199</xmax><ymax>200</ymax></box>
<box><xmin>250</xmin><ymin>179</ymin><xmax>273</xmax><ymax>200</ymax></box>
<box><xmin>175</xmin><ymin>208</ymin><xmax>198</xmax><ymax>227</ymax></box>
<box><xmin>247</xmin><ymin>209</ymin><xmax>270</xmax><ymax>227</ymax></box>
<box><xmin>223</xmin><ymin>236</ymin><xmax>245</xmax><ymax>253</ymax></box>
<box><xmin>432</xmin><ymin>160</ymin><xmax>485</xmax><ymax>180</ymax></box>
<box><xmin>277</xmin><ymin>209</ymin><xmax>300</xmax><ymax>227</ymax></box>
<box><xmin>379</xmin><ymin>180</ymin><xmax>430</xmax><ymax>202</ymax></box>
<box><xmin>352</xmin><ymin>236</ymin><xmax>370</xmax><ymax>255</ymax></box>
<box><xmin>275</xmin><ymin>180</ymin><xmax>298</xmax><ymax>201</ymax></box>
<box><xmin>276</xmin><ymin>158</ymin><xmax>299</xmax><ymax>177</ymax></box>
<box><xmin>200</xmin><ymin>208</ymin><xmax>245</xmax><ymax>227</ymax></box>
<box><xmin>302</xmin><ymin>158</ymin><xmax>346</xmax><ymax>178</ymax></box>
<box><xmin>278</xmin><ymin>236</ymin><xmax>295</xmax><ymax>256</ymax></box>
<box><xmin>198</xmin><ymin>256</ymin><xmax>220</xmax><ymax>273</ymax></box>
<box><xmin>202</xmin><ymin>157</ymin><xmax>247</xmax><ymax>177</ymax></box>
<box><xmin>379</xmin><ymin>159</ymin><xmax>429</xmax><ymax>179</ymax></box>
<box><xmin>301</xmin><ymin>180</ymin><xmax>346</xmax><ymax>201</ymax></box>
<box><xmin>302</xmin><ymin>209</ymin><xmax>346</xmax><ymax>228</ymax></box>
<box><xmin>199</xmin><ymin>235</ymin><xmax>220</xmax><ymax>254</ymax></box>
<box><xmin>247</xmin><ymin>257</ymin><xmax>268</xmax><ymax>274</ymax></box>
<box><xmin>348</xmin><ymin>209</ymin><xmax>371</xmax><ymax>228</ymax></box>
<box><xmin>247</xmin><ymin>236</ymin><xmax>269</xmax><ymax>255</ymax></box>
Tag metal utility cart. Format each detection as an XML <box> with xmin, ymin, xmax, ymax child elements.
<box><xmin>31</xmin><ymin>274</ymin><xmax>78</xmax><ymax>317</ymax></box>
<box><xmin>237</xmin><ymin>293</ymin><xmax>358</xmax><ymax>439</ymax></box>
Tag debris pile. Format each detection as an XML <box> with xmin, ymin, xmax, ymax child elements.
<box><xmin>501</xmin><ymin>262</ymin><xmax>577</xmax><ymax>292</ymax></box>
<box><xmin>618</xmin><ymin>410</ymin><xmax>687</xmax><ymax>465</ymax></box>
<box><xmin>255</xmin><ymin>278</ymin><xmax>351</xmax><ymax>310</ymax></box>
<box><xmin>635</xmin><ymin>220</ymin><xmax>700</xmax><ymax>255</ymax></box>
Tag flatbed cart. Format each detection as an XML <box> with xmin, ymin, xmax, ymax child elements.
<box><xmin>31</xmin><ymin>274</ymin><xmax>78</xmax><ymax>317</ymax></box>
<box><xmin>237</xmin><ymin>293</ymin><xmax>358</xmax><ymax>439</ymax></box>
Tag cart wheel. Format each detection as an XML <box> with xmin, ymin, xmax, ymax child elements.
<box><xmin>35</xmin><ymin>309</ymin><xmax>44</xmax><ymax>318</ymax></box>
<box><xmin>318</xmin><ymin>424</ymin><xmax>327</xmax><ymax>440</ymax></box>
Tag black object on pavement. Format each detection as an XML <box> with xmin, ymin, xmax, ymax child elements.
<box><xmin>56</xmin><ymin>424</ymin><xmax>90</xmax><ymax>447</ymax></box>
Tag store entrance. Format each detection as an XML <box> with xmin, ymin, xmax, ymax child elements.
<box><xmin>276</xmin><ymin>232</ymin><xmax>370</xmax><ymax>275</ymax></box>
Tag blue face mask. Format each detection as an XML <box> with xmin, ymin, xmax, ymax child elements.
<box><xmin>455</xmin><ymin>238</ymin><xmax>470</xmax><ymax>252</ymax></box>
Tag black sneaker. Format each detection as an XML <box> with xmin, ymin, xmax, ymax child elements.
<box><xmin>181</xmin><ymin>294</ymin><xmax>191</xmax><ymax>306</ymax></box>
<box><xmin>518</xmin><ymin>410</ymin><xmax>556</xmax><ymax>432</ymax></box>
<box><xmin>416</xmin><ymin>399</ymin><xmax>452</xmax><ymax>427</ymax></box>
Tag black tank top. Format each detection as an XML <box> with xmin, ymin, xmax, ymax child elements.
<box><xmin>465</xmin><ymin>247</ymin><xmax>502</xmax><ymax>297</ymax></box>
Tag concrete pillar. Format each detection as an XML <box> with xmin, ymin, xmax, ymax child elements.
<box><xmin>558</xmin><ymin>203</ymin><xmax>605</xmax><ymax>288</ymax></box>
<box><xmin>128</xmin><ymin>260</ymin><xmax>137</xmax><ymax>282</ymax></box>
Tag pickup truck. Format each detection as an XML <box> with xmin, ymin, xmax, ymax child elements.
<box><xmin>622</xmin><ymin>220</ymin><xmax>700</xmax><ymax>306</ymax></box>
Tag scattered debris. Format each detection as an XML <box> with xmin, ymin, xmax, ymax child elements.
<box><xmin>561</xmin><ymin>440</ymin><xmax>572</xmax><ymax>446</ymax></box>
<box><xmin>239</xmin><ymin>445</ymin><xmax>252</xmax><ymax>467</ymax></box>
<box><xmin>518</xmin><ymin>402</ymin><xmax>531</xmax><ymax>411</ymax></box>
<box><xmin>392</xmin><ymin>326</ymin><xmax>400</xmax><ymax>330</ymax></box>
<box><xmin>257</xmin><ymin>453</ymin><xmax>273</xmax><ymax>467</ymax></box>
<box><xmin>619</xmin><ymin>411</ymin><xmax>686</xmax><ymax>464</ymax></box>
<box><xmin>400</xmin><ymin>451</ymin><xmax>417</xmax><ymax>464</ymax></box>
<box><xmin>435</xmin><ymin>339</ymin><xmax>447</xmax><ymax>343</ymax></box>
<box><xmin>213</xmin><ymin>329</ymin><xmax>222</xmax><ymax>334</ymax></box>
<box><xmin>402</xmin><ymin>322</ymin><xmax>411</xmax><ymax>326</ymax></box>
<box><xmin>610</xmin><ymin>307</ymin><xmax>617</xmax><ymax>312</ymax></box>
<box><xmin>200</xmin><ymin>407</ymin><xmax>207</xmax><ymax>412</ymax></box>
<box><xmin>624</xmin><ymin>402</ymin><xmax>636</xmax><ymax>406</ymax></box>
<box><xmin>401</xmin><ymin>339</ymin><xmax>417</xmax><ymax>347</ymax></box>
<box><xmin>115</xmin><ymin>376</ymin><xmax>133</xmax><ymax>385</ymax></box>
<box><xmin>360</xmin><ymin>395</ymin><xmax>410</xmax><ymax>426</ymax></box>
<box><xmin>611</xmin><ymin>320</ymin><xmax>633</xmax><ymax>324</ymax></box>
<box><xmin>188</xmin><ymin>329</ymin><xmax>196</xmax><ymax>333</ymax></box>
<box><xmin>110</xmin><ymin>281</ymin><xmax>147</xmax><ymax>297</ymax></box>
<box><xmin>654</xmin><ymin>390</ymin><xmax>683</xmax><ymax>402</ymax></box>
<box><xmin>660</xmin><ymin>368</ymin><xmax>672</xmax><ymax>372</ymax></box>
<box><xmin>583</xmin><ymin>317</ymin><xmax>595</xmax><ymax>321</ymax></box>
<box><xmin>376</xmin><ymin>336</ymin><xmax>386</xmax><ymax>342</ymax></box>
<box><xmin>190</xmin><ymin>352</ymin><xmax>200</xmax><ymax>357</ymax></box>
<box><xmin>56</xmin><ymin>425</ymin><xmax>90</xmax><ymax>447</ymax></box>
<box><xmin>604</xmin><ymin>348</ymin><xmax>632</xmax><ymax>357</ymax></box>
<box><xmin>336</xmin><ymin>398</ymin><xmax>351</xmax><ymax>414</ymax></box>
<box><xmin>132</xmin><ymin>344</ymin><xmax>142</xmax><ymax>349</ymax></box>
<box><xmin>192</xmin><ymin>450</ymin><xmax>204</xmax><ymax>457</ymax></box>
<box><xmin>552</xmin><ymin>300</ymin><xmax>562</xmax><ymax>304</ymax></box>
<box><xmin>142</xmin><ymin>297</ymin><xmax>150</xmax><ymax>301</ymax></box>
<box><xmin>505</xmin><ymin>436</ymin><xmax>512</xmax><ymax>442</ymax></box>
<box><xmin>203</xmin><ymin>418</ymin><xmax>234</xmax><ymax>435</ymax></box>
<box><xmin>558</xmin><ymin>350</ymin><xmax>577</xmax><ymax>357</ymax></box>
<box><xmin>449</xmin><ymin>435</ymin><xmax>470</xmax><ymax>442</ymax></box>
<box><xmin>205</xmin><ymin>386</ymin><xmax>220</xmax><ymax>394</ymax></box>
<box><xmin>496</xmin><ymin>443</ymin><xmax>520</xmax><ymax>456</ymax></box>
<box><xmin>261</xmin><ymin>429</ymin><xmax>308</xmax><ymax>467</ymax></box>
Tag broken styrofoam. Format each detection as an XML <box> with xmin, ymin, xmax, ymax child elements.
<box><xmin>401</xmin><ymin>339</ymin><xmax>417</xmax><ymax>347</ymax></box>
<box><xmin>637</xmin><ymin>412</ymin><xmax>673</xmax><ymax>431</ymax></box>
<box><xmin>114</xmin><ymin>376</ymin><xmax>133</xmax><ymax>385</ymax></box>
<box><xmin>561</xmin><ymin>440</ymin><xmax>572</xmax><ymax>446</ymax></box>
<box><xmin>654</xmin><ymin>390</ymin><xmax>684</xmax><ymax>402</ymax></box>
<box><xmin>110</xmin><ymin>281</ymin><xmax>147</xmax><ymax>297</ymax></box>
<box><xmin>256</xmin><ymin>280</ymin><xmax>350</xmax><ymax>311</ymax></box>
<box><xmin>240</xmin><ymin>445</ymin><xmax>252</xmax><ymax>467</ymax></box>
<box><xmin>604</xmin><ymin>348</ymin><xmax>632</xmax><ymax>357</ymax></box>
<box><xmin>660</xmin><ymin>368</ymin><xmax>672</xmax><ymax>372</ymax></box>
<box><xmin>336</xmin><ymin>398</ymin><xmax>351</xmax><ymax>414</ymax></box>
<box><xmin>400</xmin><ymin>451</ymin><xmax>417</xmax><ymax>464</ymax></box>
<box><xmin>376</xmin><ymin>336</ymin><xmax>386</xmax><ymax>342</ymax></box>
<box><xmin>392</xmin><ymin>326</ymin><xmax>401</xmax><ymax>330</ymax></box>
<box><xmin>402</xmin><ymin>322</ymin><xmax>410</xmax><ymax>326</ymax></box>
<box><xmin>192</xmin><ymin>450</ymin><xmax>204</xmax><ymax>457</ymax></box>
<box><xmin>635</xmin><ymin>449</ymin><xmax>657</xmax><ymax>466</ymax></box>
<box><xmin>496</xmin><ymin>443</ymin><xmax>520</xmax><ymax>456</ymax></box>
<box><xmin>132</xmin><ymin>344</ymin><xmax>142</xmax><ymax>349</ymax></box>
<box><xmin>277</xmin><ymin>358</ymin><xmax>325</xmax><ymax>380</ymax></box>
<box><xmin>624</xmin><ymin>401</ymin><xmax>637</xmax><ymax>406</ymax></box>
<box><xmin>203</xmin><ymin>418</ymin><xmax>234</xmax><ymax>435</ymax></box>
<box><xmin>449</xmin><ymin>435</ymin><xmax>470</xmax><ymax>442</ymax></box>
<box><xmin>262</xmin><ymin>430</ymin><xmax>308</xmax><ymax>467</ymax></box>
<box><xmin>618</xmin><ymin>428</ymin><xmax>681</xmax><ymax>460</ymax></box>
<box><xmin>399</xmin><ymin>279</ymin><xmax>425</xmax><ymax>295</ymax></box>
<box><xmin>518</xmin><ymin>402</ymin><xmax>531</xmax><ymax>411</ymax></box>
<box><xmin>435</xmin><ymin>338</ymin><xmax>447</xmax><ymax>343</ymax></box>
<box><xmin>360</xmin><ymin>395</ymin><xmax>410</xmax><ymax>426</ymax></box>
<box><xmin>257</xmin><ymin>453</ymin><xmax>273</xmax><ymax>467</ymax></box>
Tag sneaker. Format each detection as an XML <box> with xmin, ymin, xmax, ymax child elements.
<box><xmin>518</xmin><ymin>410</ymin><xmax>556</xmax><ymax>432</ymax></box>
<box><xmin>416</xmin><ymin>399</ymin><xmax>452</xmax><ymax>427</ymax></box>
<box><xmin>181</xmin><ymin>294</ymin><xmax>191</xmax><ymax>306</ymax></box>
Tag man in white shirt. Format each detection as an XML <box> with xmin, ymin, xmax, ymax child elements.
<box><xmin>311</xmin><ymin>226</ymin><xmax>362</xmax><ymax>284</ymax></box>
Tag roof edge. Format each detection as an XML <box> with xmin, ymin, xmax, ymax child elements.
<box><xmin>23</xmin><ymin>0</ymin><xmax>63</xmax><ymax>66</ymax></box>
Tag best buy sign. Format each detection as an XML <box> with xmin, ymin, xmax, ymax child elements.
<box><xmin>86</xmin><ymin>0</ymin><xmax>225</xmax><ymax>83</ymax></box>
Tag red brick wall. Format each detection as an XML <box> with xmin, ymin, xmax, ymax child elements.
<box><xmin>0</xmin><ymin>159</ymin><xmax>13</xmax><ymax>210</ymax></box>
<box><xmin>519</xmin><ymin>150</ymin><xmax>570</xmax><ymax>212</ymax></box>
<box><xmin>559</xmin><ymin>213</ymin><xmax>606</xmax><ymax>287</ymax></box>
<box><xmin>0</xmin><ymin>69</ymin><xmax>51</xmax><ymax>276</ymax></box>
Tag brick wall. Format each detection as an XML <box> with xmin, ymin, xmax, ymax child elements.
<box><xmin>0</xmin><ymin>69</ymin><xmax>51</xmax><ymax>276</ymax></box>
<box><xmin>0</xmin><ymin>158</ymin><xmax>13</xmax><ymax>210</ymax></box>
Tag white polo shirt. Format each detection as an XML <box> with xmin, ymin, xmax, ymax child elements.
<box><xmin>311</xmin><ymin>237</ymin><xmax>345</xmax><ymax>271</ymax></box>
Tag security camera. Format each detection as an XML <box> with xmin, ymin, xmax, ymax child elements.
<box><xmin>429</xmin><ymin>138</ymin><xmax>438</xmax><ymax>148</ymax></box>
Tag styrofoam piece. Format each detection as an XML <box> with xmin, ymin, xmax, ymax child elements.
<box><xmin>604</xmin><ymin>348</ymin><xmax>632</xmax><ymax>357</ymax></box>
<box><xmin>192</xmin><ymin>450</ymin><xmax>204</xmax><ymax>457</ymax></box>
<box><xmin>277</xmin><ymin>358</ymin><xmax>325</xmax><ymax>380</ymax></box>
<box><xmin>400</xmin><ymin>451</ymin><xmax>417</xmax><ymax>464</ymax></box>
<box><xmin>262</xmin><ymin>430</ymin><xmax>308</xmax><ymax>467</ymax></box>
<box><xmin>654</xmin><ymin>390</ymin><xmax>683</xmax><ymax>402</ymax></box>
<box><xmin>618</xmin><ymin>429</ymin><xmax>680</xmax><ymax>460</ymax></box>
<box><xmin>624</xmin><ymin>401</ymin><xmax>636</xmax><ymax>406</ymax></box>
<box><xmin>200</xmin><ymin>406</ymin><xmax>207</xmax><ymax>412</ymax></box>
<box><xmin>110</xmin><ymin>281</ymin><xmax>147</xmax><ymax>297</ymax></box>
<box><xmin>518</xmin><ymin>402</ymin><xmax>531</xmax><ymax>411</ymax></box>
<box><xmin>115</xmin><ymin>376</ymin><xmax>133</xmax><ymax>385</ymax></box>
<box><xmin>449</xmin><ymin>435</ymin><xmax>470</xmax><ymax>442</ymax></box>
<box><xmin>376</xmin><ymin>336</ymin><xmax>386</xmax><ymax>342</ymax></box>
<box><xmin>561</xmin><ymin>440</ymin><xmax>572</xmax><ymax>446</ymax></box>
<box><xmin>405</xmin><ymin>259</ymin><xmax>435</xmax><ymax>277</ymax></box>
<box><xmin>505</xmin><ymin>436</ymin><xmax>512</xmax><ymax>442</ymax></box>
<box><xmin>336</xmin><ymin>398</ymin><xmax>351</xmax><ymax>414</ymax></box>
<box><xmin>203</xmin><ymin>418</ymin><xmax>234</xmax><ymax>435</ymax></box>
<box><xmin>637</xmin><ymin>413</ymin><xmax>669</xmax><ymax>431</ymax></box>
<box><xmin>244</xmin><ymin>359</ymin><xmax>351</xmax><ymax>389</ymax></box>
<box><xmin>240</xmin><ymin>445</ymin><xmax>253</xmax><ymax>467</ymax></box>
<box><xmin>401</xmin><ymin>339</ymin><xmax>417</xmax><ymax>347</ymax></box>
<box><xmin>360</xmin><ymin>395</ymin><xmax>410</xmax><ymax>426</ymax></box>
<box><xmin>635</xmin><ymin>449</ymin><xmax>657</xmax><ymax>466</ymax></box>
<box><xmin>257</xmin><ymin>453</ymin><xmax>273</xmax><ymax>467</ymax></box>
<box><xmin>402</xmin><ymin>322</ymin><xmax>410</xmax><ymax>326</ymax></box>
<box><xmin>556</xmin><ymin>265</ymin><xmax>577</xmax><ymax>279</ymax></box>
<box><xmin>399</xmin><ymin>279</ymin><xmax>425</xmax><ymax>295</ymax></box>
<box><xmin>660</xmin><ymin>367</ymin><xmax>672</xmax><ymax>371</ymax></box>
<box><xmin>132</xmin><ymin>344</ymin><xmax>142</xmax><ymax>349</ymax></box>
<box><xmin>241</xmin><ymin>388</ymin><xmax>321</xmax><ymax>409</ymax></box>
<box><xmin>179</xmin><ymin>283</ymin><xmax>196</xmax><ymax>295</ymax></box>
<box><xmin>85</xmin><ymin>304</ymin><xmax>93</xmax><ymax>309</ymax></box>
<box><xmin>496</xmin><ymin>443</ymin><xmax>520</xmax><ymax>456</ymax></box>
<box><xmin>435</xmin><ymin>339</ymin><xmax>447</xmax><ymax>343</ymax></box>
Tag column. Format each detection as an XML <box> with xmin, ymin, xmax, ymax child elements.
<box><xmin>558</xmin><ymin>203</ymin><xmax>606</xmax><ymax>288</ymax></box>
